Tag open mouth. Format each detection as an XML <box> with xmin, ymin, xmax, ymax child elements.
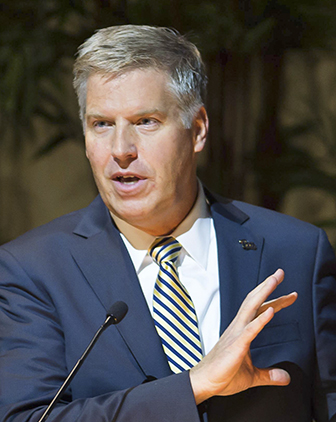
<box><xmin>115</xmin><ymin>175</ymin><xmax>140</xmax><ymax>185</ymax></box>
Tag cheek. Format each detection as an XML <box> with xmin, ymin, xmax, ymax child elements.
<box><xmin>149</xmin><ymin>145</ymin><xmax>177</xmax><ymax>174</ymax></box>
<box><xmin>154</xmin><ymin>146</ymin><xmax>191</xmax><ymax>187</ymax></box>
<box><xmin>167</xmin><ymin>138</ymin><xmax>194</xmax><ymax>169</ymax></box>
<box><xmin>86</xmin><ymin>140</ymin><xmax>110</xmax><ymax>170</ymax></box>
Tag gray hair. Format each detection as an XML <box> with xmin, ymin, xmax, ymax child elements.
<box><xmin>73</xmin><ymin>25</ymin><xmax>207</xmax><ymax>129</ymax></box>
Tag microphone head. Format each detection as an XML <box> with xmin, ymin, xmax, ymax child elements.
<box><xmin>106</xmin><ymin>301</ymin><xmax>128</xmax><ymax>325</ymax></box>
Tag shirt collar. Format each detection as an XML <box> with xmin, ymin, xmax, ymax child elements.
<box><xmin>111</xmin><ymin>181</ymin><xmax>212</xmax><ymax>272</ymax></box>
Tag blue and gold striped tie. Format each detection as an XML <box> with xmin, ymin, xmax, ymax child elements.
<box><xmin>149</xmin><ymin>237</ymin><xmax>203</xmax><ymax>373</ymax></box>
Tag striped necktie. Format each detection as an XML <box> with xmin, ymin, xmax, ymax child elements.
<box><xmin>149</xmin><ymin>237</ymin><xmax>203</xmax><ymax>373</ymax></box>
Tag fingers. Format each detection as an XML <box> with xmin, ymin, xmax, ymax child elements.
<box><xmin>256</xmin><ymin>291</ymin><xmax>298</xmax><ymax>317</ymax></box>
<box><xmin>236</xmin><ymin>288</ymin><xmax>297</xmax><ymax>348</ymax></box>
<box><xmin>236</xmin><ymin>269</ymin><xmax>285</xmax><ymax>325</ymax></box>
<box><xmin>190</xmin><ymin>268</ymin><xmax>295</xmax><ymax>402</ymax></box>
<box><xmin>248</xmin><ymin>269</ymin><xmax>285</xmax><ymax>307</ymax></box>
<box><xmin>237</xmin><ymin>306</ymin><xmax>275</xmax><ymax>346</ymax></box>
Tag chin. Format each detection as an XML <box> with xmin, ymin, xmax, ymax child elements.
<box><xmin>110</xmin><ymin>203</ymin><xmax>154</xmax><ymax>222</ymax></box>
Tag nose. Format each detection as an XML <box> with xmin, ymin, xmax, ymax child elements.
<box><xmin>111</xmin><ymin>125</ymin><xmax>137</xmax><ymax>168</ymax></box>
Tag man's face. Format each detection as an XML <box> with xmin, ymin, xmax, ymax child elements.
<box><xmin>85</xmin><ymin>69</ymin><xmax>208</xmax><ymax>235</ymax></box>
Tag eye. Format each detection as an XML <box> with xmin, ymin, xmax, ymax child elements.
<box><xmin>136</xmin><ymin>117</ymin><xmax>160</xmax><ymax>133</ymax></box>
<box><xmin>93</xmin><ymin>120</ymin><xmax>110</xmax><ymax>128</ymax></box>
<box><xmin>137</xmin><ymin>118</ymin><xmax>159</xmax><ymax>128</ymax></box>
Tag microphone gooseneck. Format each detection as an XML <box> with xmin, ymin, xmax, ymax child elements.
<box><xmin>38</xmin><ymin>301</ymin><xmax>128</xmax><ymax>422</ymax></box>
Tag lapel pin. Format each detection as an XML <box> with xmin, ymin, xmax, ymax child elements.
<box><xmin>239</xmin><ymin>239</ymin><xmax>257</xmax><ymax>250</ymax></box>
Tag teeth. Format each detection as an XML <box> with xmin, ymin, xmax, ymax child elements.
<box><xmin>117</xmin><ymin>176</ymin><xmax>139</xmax><ymax>184</ymax></box>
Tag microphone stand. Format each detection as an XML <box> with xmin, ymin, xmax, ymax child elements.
<box><xmin>38</xmin><ymin>301</ymin><xmax>128</xmax><ymax>422</ymax></box>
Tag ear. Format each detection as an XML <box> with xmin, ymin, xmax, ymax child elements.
<box><xmin>192</xmin><ymin>106</ymin><xmax>209</xmax><ymax>153</ymax></box>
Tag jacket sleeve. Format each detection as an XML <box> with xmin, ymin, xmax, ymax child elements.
<box><xmin>0</xmin><ymin>247</ymin><xmax>201</xmax><ymax>422</ymax></box>
<box><xmin>313</xmin><ymin>229</ymin><xmax>336</xmax><ymax>421</ymax></box>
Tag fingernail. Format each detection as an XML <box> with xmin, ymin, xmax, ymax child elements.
<box><xmin>274</xmin><ymin>269</ymin><xmax>284</xmax><ymax>279</ymax></box>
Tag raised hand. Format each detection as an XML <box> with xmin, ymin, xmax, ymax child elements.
<box><xmin>190</xmin><ymin>269</ymin><xmax>298</xmax><ymax>404</ymax></box>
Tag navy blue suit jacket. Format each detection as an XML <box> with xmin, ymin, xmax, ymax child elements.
<box><xmin>0</xmin><ymin>193</ymin><xmax>336</xmax><ymax>421</ymax></box>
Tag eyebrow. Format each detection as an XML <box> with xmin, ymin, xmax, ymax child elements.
<box><xmin>86</xmin><ymin>109</ymin><xmax>166</xmax><ymax>120</ymax></box>
<box><xmin>85</xmin><ymin>113</ymin><xmax>108</xmax><ymax>120</ymax></box>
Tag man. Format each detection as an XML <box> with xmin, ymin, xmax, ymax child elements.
<box><xmin>0</xmin><ymin>25</ymin><xmax>335</xmax><ymax>422</ymax></box>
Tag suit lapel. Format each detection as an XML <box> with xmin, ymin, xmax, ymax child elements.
<box><xmin>70</xmin><ymin>196</ymin><xmax>171</xmax><ymax>379</ymax></box>
<box><xmin>70</xmin><ymin>192</ymin><xmax>264</xmax><ymax>377</ymax></box>
<box><xmin>208</xmin><ymin>194</ymin><xmax>264</xmax><ymax>334</ymax></box>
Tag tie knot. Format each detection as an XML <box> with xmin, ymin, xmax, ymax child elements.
<box><xmin>149</xmin><ymin>237</ymin><xmax>182</xmax><ymax>267</ymax></box>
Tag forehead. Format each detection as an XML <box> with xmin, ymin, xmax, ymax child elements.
<box><xmin>85</xmin><ymin>68</ymin><xmax>180</xmax><ymax>115</ymax></box>
<box><xmin>87</xmin><ymin>68</ymin><xmax>171</xmax><ymax>98</ymax></box>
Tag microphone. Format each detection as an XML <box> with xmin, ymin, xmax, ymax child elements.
<box><xmin>38</xmin><ymin>301</ymin><xmax>128</xmax><ymax>422</ymax></box>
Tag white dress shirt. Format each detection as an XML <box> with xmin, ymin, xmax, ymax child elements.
<box><xmin>111</xmin><ymin>184</ymin><xmax>220</xmax><ymax>355</ymax></box>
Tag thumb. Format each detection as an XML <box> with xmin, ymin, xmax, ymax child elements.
<box><xmin>255</xmin><ymin>367</ymin><xmax>291</xmax><ymax>387</ymax></box>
